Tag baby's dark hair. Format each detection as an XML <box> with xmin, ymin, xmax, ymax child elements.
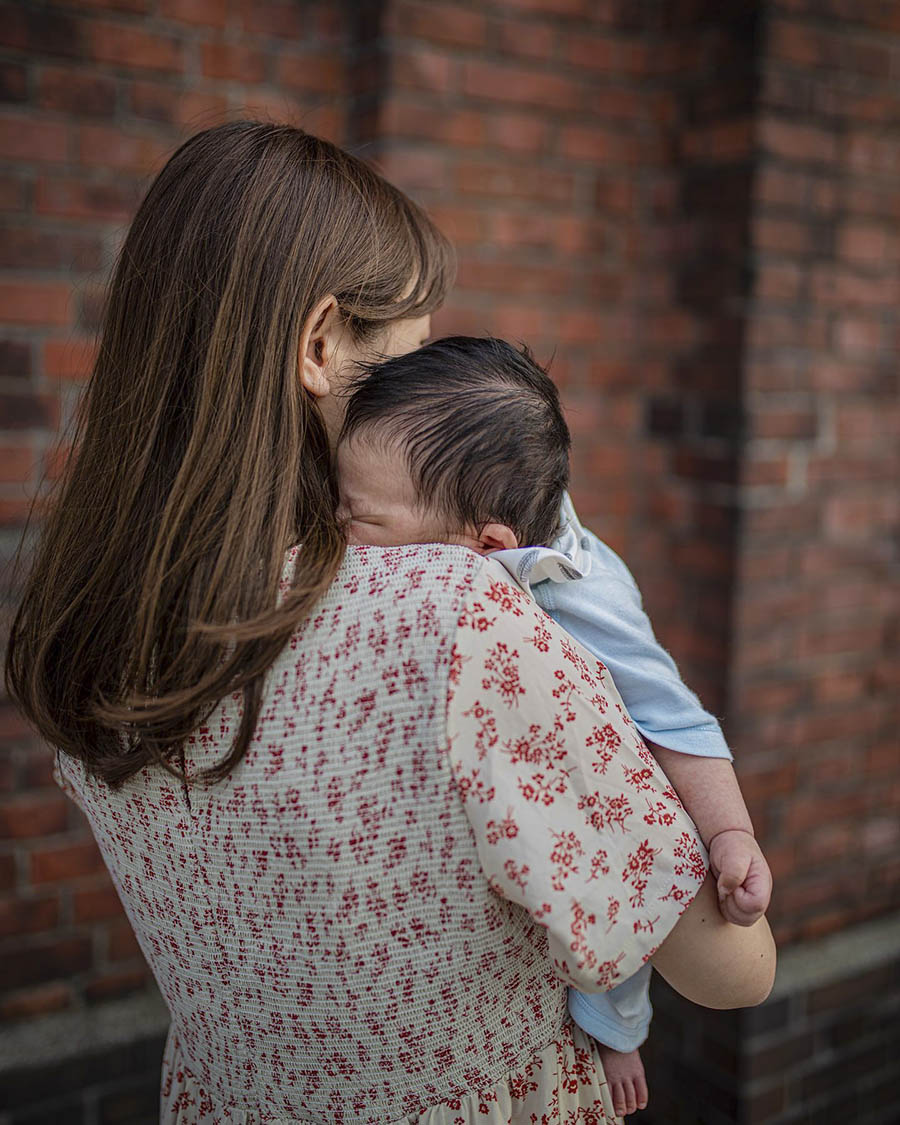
<box><xmin>339</xmin><ymin>336</ymin><xmax>571</xmax><ymax>547</ymax></box>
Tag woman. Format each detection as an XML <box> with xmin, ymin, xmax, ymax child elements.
<box><xmin>6</xmin><ymin>122</ymin><xmax>773</xmax><ymax>1123</ymax></box>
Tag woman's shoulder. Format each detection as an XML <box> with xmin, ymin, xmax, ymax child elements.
<box><xmin>279</xmin><ymin>540</ymin><xmax>505</xmax><ymax>615</ymax></box>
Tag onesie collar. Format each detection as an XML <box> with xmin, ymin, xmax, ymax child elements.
<box><xmin>489</xmin><ymin>492</ymin><xmax>592</xmax><ymax>594</ymax></box>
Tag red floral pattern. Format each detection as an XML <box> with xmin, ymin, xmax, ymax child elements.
<box><xmin>54</xmin><ymin>544</ymin><xmax>707</xmax><ymax>1124</ymax></box>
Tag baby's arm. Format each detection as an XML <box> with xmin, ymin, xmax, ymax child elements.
<box><xmin>647</xmin><ymin>745</ymin><xmax>771</xmax><ymax>925</ymax></box>
<box><xmin>538</xmin><ymin>516</ymin><xmax>772</xmax><ymax>924</ymax></box>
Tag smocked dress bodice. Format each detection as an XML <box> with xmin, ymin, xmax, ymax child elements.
<box><xmin>56</xmin><ymin>544</ymin><xmax>707</xmax><ymax>1123</ymax></box>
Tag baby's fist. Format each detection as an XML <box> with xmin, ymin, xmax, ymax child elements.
<box><xmin>708</xmin><ymin>829</ymin><xmax>772</xmax><ymax>926</ymax></box>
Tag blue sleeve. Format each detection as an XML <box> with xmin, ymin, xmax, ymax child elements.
<box><xmin>568</xmin><ymin>965</ymin><xmax>653</xmax><ymax>1051</ymax></box>
<box><xmin>533</xmin><ymin>529</ymin><xmax>733</xmax><ymax>761</ymax></box>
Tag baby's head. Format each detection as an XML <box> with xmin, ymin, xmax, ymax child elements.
<box><xmin>336</xmin><ymin>336</ymin><xmax>570</xmax><ymax>553</ymax></box>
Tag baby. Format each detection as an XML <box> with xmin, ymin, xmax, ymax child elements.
<box><xmin>336</xmin><ymin>336</ymin><xmax>773</xmax><ymax>1119</ymax></box>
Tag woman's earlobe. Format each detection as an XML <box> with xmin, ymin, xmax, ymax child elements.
<box><xmin>298</xmin><ymin>294</ymin><xmax>339</xmax><ymax>398</ymax></box>
<box><xmin>300</xmin><ymin>360</ymin><xmax>330</xmax><ymax>398</ymax></box>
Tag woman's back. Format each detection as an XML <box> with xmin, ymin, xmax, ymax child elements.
<box><xmin>56</xmin><ymin>543</ymin><xmax>713</xmax><ymax>1123</ymax></box>
<box><xmin>57</xmin><ymin>545</ymin><xmax>563</xmax><ymax>1122</ymax></box>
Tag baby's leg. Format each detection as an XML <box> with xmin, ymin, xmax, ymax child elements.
<box><xmin>598</xmin><ymin>1044</ymin><xmax>648</xmax><ymax>1118</ymax></box>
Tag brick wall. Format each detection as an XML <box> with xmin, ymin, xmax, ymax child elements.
<box><xmin>728</xmin><ymin>0</ymin><xmax>900</xmax><ymax>946</ymax></box>
<box><xmin>0</xmin><ymin>0</ymin><xmax>352</xmax><ymax>1028</ymax></box>
<box><xmin>1</xmin><ymin>0</ymin><xmax>898</xmax><ymax>1122</ymax></box>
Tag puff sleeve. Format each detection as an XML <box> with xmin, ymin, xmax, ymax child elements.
<box><xmin>445</xmin><ymin>557</ymin><xmax>709</xmax><ymax>994</ymax></box>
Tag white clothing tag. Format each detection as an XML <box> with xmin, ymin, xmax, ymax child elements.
<box><xmin>489</xmin><ymin>492</ymin><xmax>592</xmax><ymax>594</ymax></box>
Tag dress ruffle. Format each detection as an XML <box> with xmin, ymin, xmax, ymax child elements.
<box><xmin>161</xmin><ymin>1018</ymin><xmax>622</xmax><ymax>1125</ymax></box>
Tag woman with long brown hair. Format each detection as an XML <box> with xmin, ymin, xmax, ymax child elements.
<box><xmin>6</xmin><ymin>122</ymin><xmax>773</xmax><ymax>1123</ymax></box>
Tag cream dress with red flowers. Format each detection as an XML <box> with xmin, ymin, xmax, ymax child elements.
<box><xmin>55</xmin><ymin>544</ymin><xmax>708</xmax><ymax>1124</ymax></box>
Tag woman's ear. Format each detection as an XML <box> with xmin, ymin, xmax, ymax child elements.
<box><xmin>298</xmin><ymin>294</ymin><xmax>341</xmax><ymax>398</ymax></box>
<box><xmin>477</xmin><ymin>523</ymin><xmax>519</xmax><ymax>552</ymax></box>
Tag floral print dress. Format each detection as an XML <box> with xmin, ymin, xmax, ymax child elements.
<box><xmin>55</xmin><ymin>544</ymin><xmax>708</xmax><ymax>1124</ymax></box>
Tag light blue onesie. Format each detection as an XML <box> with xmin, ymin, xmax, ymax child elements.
<box><xmin>492</xmin><ymin>495</ymin><xmax>732</xmax><ymax>1052</ymax></box>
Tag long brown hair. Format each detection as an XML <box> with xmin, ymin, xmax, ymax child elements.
<box><xmin>4</xmin><ymin>121</ymin><xmax>454</xmax><ymax>788</ymax></box>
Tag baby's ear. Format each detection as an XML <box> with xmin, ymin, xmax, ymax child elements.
<box><xmin>477</xmin><ymin>523</ymin><xmax>519</xmax><ymax>552</ymax></box>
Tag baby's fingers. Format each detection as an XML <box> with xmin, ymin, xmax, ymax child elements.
<box><xmin>720</xmin><ymin>888</ymin><xmax>765</xmax><ymax>926</ymax></box>
<box><xmin>716</xmin><ymin>860</ymin><xmax>749</xmax><ymax>900</ymax></box>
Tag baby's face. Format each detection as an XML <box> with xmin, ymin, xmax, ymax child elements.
<box><xmin>336</xmin><ymin>435</ymin><xmax>477</xmax><ymax>549</ymax></box>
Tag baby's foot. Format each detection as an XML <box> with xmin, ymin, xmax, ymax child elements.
<box><xmin>598</xmin><ymin>1044</ymin><xmax>648</xmax><ymax>1118</ymax></box>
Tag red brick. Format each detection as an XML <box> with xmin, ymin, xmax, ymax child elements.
<box><xmin>753</xmin><ymin>216</ymin><xmax>813</xmax><ymax>256</ymax></box>
<box><xmin>836</xmin><ymin>222</ymin><xmax>892</xmax><ymax>266</ymax></box>
<box><xmin>595</xmin><ymin>176</ymin><xmax>634</xmax><ymax>214</ymax></box>
<box><xmin>89</xmin><ymin>21</ymin><xmax>183</xmax><ymax>73</ymax></box>
<box><xmin>457</xmin><ymin>258</ymin><xmax>569</xmax><ymax>297</ymax></box>
<box><xmin>107</xmin><ymin>916</ymin><xmax>142</xmax><ymax>960</ymax></box>
<box><xmin>750</xmin><ymin>405</ymin><xmax>818</xmax><ymax>440</ymax></box>
<box><xmin>0</xmin><ymin>854</ymin><xmax>15</xmax><ymax>892</ymax></box>
<box><xmin>43</xmin><ymin>441</ymin><xmax>73</xmax><ymax>483</ymax></box>
<box><xmin>810</xmin><ymin>265</ymin><xmax>900</xmax><ymax>308</ymax></box>
<box><xmin>755</xmin><ymin>262</ymin><xmax>803</xmax><ymax>302</ymax></box>
<box><xmin>424</xmin><ymin>205</ymin><xmax>484</xmax><ymax>247</ymax></box>
<box><xmin>0</xmin><ymin>444</ymin><xmax>35</xmax><ymax>485</ymax></box>
<box><xmin>392</xmin><ymin>1</ymin><xmax>487</xmax><ymax>47</ymax></box>
<box><xmin>0</xmin><ymin>174</ymin><xmax>27</xmax><ymax>212</ymax></box>
<box><xmin>201</xmin><ymin>42</ymin><xmax>267</xmax><ymax>82</ymax></box>
<box><xmin>683</xmin><ymin>119</ymin><xmax>754</xmax><ymax>161</ymax></box>
<box><xmin>77</xmin><ymin>123</ymin><xmax>172</xmax><ymax>174</ymax></box>
<box><xmin>742</xmin><ymin>455</ymin><xmax>789</xmax><ymax>487</ymax></box>
<box><xmin>73</xmin><ymin>879</ymin><xmax>123</xmax><ymax>922</ymax></box>
<box><xmin>275</xmin><ymin>51</ymin><xmax>342</xmax><ymax>93</ymax></box>
<box><xmin>560</xmin><ymin>124</ymin><xmax>645</xmax><ymax>165</ymax></box>
<box><xmin>37</xmin><ymin>66</ymin><xmax>116</xmax><ymax>117</ymax></box>
<box><xmin>21</xmin><ymin>749</ymin><xmax>57</xmax><ymax>790</ymax></box>
<box><xmin>0</xmin><ymin>497</ymin><xmax>40</xmax><ymax>527</ymax></box>
<box><xmin>456</xmin><ymin>159</ymin><xmax>574</xmax><ymax>204</ymax></box>
<box><xmin>835</xmin><ymin>316</ymin><xmax>882</xmax><ymax>357</ymax></box>
<box><xmin>824</xmin><ymin>493</ymin><xmax>896</xmax><ymax>539</ymax></box>
<box><xmin>0</xmin><ymin>282</ymin><xmax>73</xmax><ymax>326</ymax></box>
<box><xmin>494</xmin><ymin>18</ymin><xmax>555</xmax><ymax>59</ymax></box>
<box><xmin>392</xmin><ymin>47</ymin><xmax>454</xmax><ymax>93</ymax></box>
<box><xmin>567</xmin><ymin>33</ymin><xmax>645</xmax><ymax>73</ymax></box>
<box><xmin>238</xmin><ymin>0</ymin><xmax>310</xmax><ymax>35</ymax></box>
<box><xmin>462</xmin><ymin>59</ymin><xmax>581</xmax><ymax>111</ymax></box>
<box><xmin>30</xmin><ymin>839</ymin><xmax>106</xmax><ymax>883</ymax></box>
<box><xmin>378</xmin><ymin>148</ymin><xmax>447</xmax><ymax>193</ymax></box>
<box><xmin>502</xmin><ymin>0</ymin><xmax>587</xmax><ymax>14</ymax></box>
<box><xmin>759</xmin><ymin>118</ymin><xmax>837</xmax><ymax>164</ymax></box>
<box><xmin>0</xmin><ymin>892</ymin><xmax>59</xmax><ymax>937</ymax></box>
<box><xmin>490</xmin><ymin>303</ymin><xmax>548</xmax><ymax>342</ymax></box>
<box><xmin>0</xmin><ymin>794</ymin><xmax>69</xmax><ymax>838</ymax></box>
<box><xmin>487</xmin><ymin>111</ymin><xmax>547</xmax><ymax>154</ymax></box>
<box><xmin>847</xmin><ymin>133</ymin><xmax>899</xmax><ymax>177</ymax></box>
<box><xmin>40</xmin><ymin>0</ymin><xmax>150</xmax><ymax>11</ymax></box>
<box><xmin>0</xmin><ymin>61</ymin><xmax>27</xmax><ymax>102</ymax></box>
<box><xmin>0</xmin><ymin>934</ymin><xmax>92</xmax><ymax>989</ymax></box>
<box><xmin>158</xmin><ymin>0</ymin><xmax>227</xmax><ymax>27</ymax></box>
<box><xmin>0</xmin><ymin>981</ymin><xmax>71</xmax><ymax>1022</ymax></box>
<box><xmin>755</xmin><ymin>165</ymin><xmax>812</xmax><ymax>209</ymax></box>
<box><xmin>35</xmin><ymin>176</ymin><xmax>140</xmax><ymax>221</ymax></box>
<box><xmin>382</xmin><ymin>99</ymin><xmax>485</xmax><ymax>147</ymax></box>
<box><xmin>0</xmin><ymin>227</ymin><xmax>105</xmax><ymax>271</ymax></box>
<box><xmin>0</xmin><ymin>4</ymin><xmax>83</xmax><ymax>58</ymax></box>
<box><xmin>43</xmin><ymin>335</ymin><xmax>99</xmax><ymax>381</ymax></box>
<box><xmin>0</xmin><ymin>705</ymin><xmax>34</xmax><ymax>740</ymax></box>
<box><xmin>0</xmin><ymin>116</ymin><xmax>68</xmax><ymax>163</ymax></box>
<box><xmin>85</xmin><ymin>966</ymin><xmax>149</xmax><ymax>1004</ymax></box>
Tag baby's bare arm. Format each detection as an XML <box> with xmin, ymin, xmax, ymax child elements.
<box><xmin>647</xmin><ymin>744</ymin><xmax>753</xmax><ymax>844</ymax></box>
<box><xmin>648</xmin><ymin>744</ymin><xmax>773</xmax><ymax>923</ymax></box>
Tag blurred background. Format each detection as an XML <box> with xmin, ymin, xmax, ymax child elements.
<box><xmin>0</xmin><ymin>0</ymin><xmax>897</xmax><ymax>1122</ymax></box>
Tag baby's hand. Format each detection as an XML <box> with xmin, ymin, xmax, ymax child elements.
<box><xmin>596</xmin><ymin>1044</ymin><xmax>648</xmax><ymax>1118</ymax></box>
<box><xmin>708</xmin><ymin>829</ymin><xmax>772</xmax><ymax>926</ymax></box>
